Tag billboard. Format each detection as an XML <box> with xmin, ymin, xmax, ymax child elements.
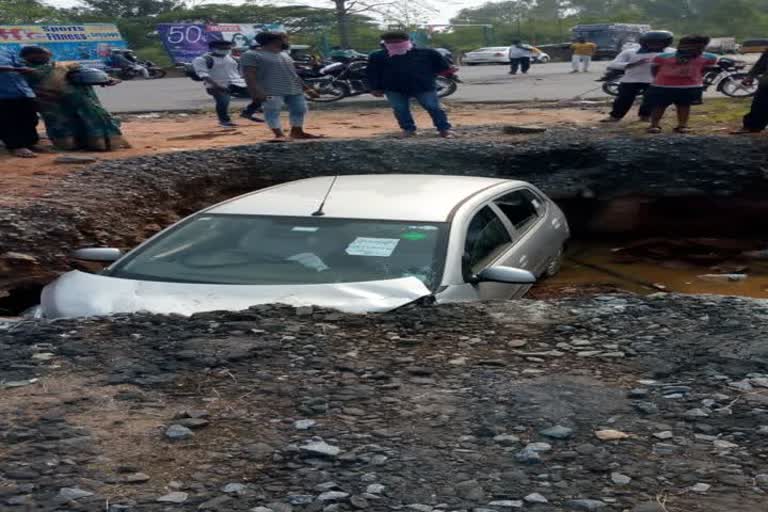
<box><xmin>0</xmin><ymin>24</ymin><xmax>127</xmax><ymax>68</ymax></box>
<box><xmin>157</xmin><ymin>23</ymin><xmax>285</xmax><ymax>64</ymax></box>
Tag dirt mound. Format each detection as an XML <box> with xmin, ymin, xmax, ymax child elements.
<box><xmin>1</xmin><ymin>294</ymin><xmax>767</xmax><ymax>511</ymax></box>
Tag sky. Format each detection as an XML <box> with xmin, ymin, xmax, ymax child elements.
<box><xmin>46</xmin><ymin>0</ymin><xmax>491</xmax><ymax>24</ymax></box>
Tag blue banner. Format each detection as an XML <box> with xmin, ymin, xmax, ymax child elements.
<box><xmin>157</xmin><ymin>23</ymin><xmax>285</xmax><ymax>64</ymax></box>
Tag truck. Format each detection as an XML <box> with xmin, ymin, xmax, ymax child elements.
<box><xmin>571</xmin><ymin>23</ymin><xmax>651</xmax><ymax>59</ymax></box>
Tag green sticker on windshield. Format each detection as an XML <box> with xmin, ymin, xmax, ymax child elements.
<box><xmin>402</xmin><ymin>231</ymin><xmax>428</xmax><ymax>241</ymax></box>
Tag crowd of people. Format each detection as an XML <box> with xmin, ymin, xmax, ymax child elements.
<box><xmin>2</xmin><ymin>30</ymin><xmax>767</xmax><ymax>158</ymax></box>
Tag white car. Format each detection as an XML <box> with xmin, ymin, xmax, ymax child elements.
<box><xmin>36</xmin><ymin>175</ymin><xmax>569</xmax><ymax>318</ymax></box>
<box><xmin>464</xmin><ymin>47</ymin><xmax>513</xmax><ymax>65</ymax></box>
<box><xmin>463</xmin><ymin>46</ymin><xmax>551</xmax><ymax>65</ymax></box>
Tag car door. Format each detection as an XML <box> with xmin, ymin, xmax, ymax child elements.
<box><xmin>460</xmin><ymin>204</ymin><xmax>528</xmax><ymax>300</ymax></box>
<box><xmin>492</xmin><ymin>188</ymin><xmax>550</xmax><ymax>276</ymax></box>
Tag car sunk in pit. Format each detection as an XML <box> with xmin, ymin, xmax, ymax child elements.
<box><xmin>35</xmin><ymin>175</ymin><xmax>570</xmax><ymax>318</ymax></box>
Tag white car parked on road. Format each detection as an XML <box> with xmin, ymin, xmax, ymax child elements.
<box><xmin>463</xmin><ymin>46</ymin><xmax>551</xmax><ymax>65</ymax></box>
<box><xmin>36</xmin><ymin>175</ymin><xmax>569</xmax><ymax>318</ymax></box>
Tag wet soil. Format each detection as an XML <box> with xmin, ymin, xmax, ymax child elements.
<box><xmin>540</xmin><ymin>241</ymin><xmax>768</xmax><ymax>299</ymax></box>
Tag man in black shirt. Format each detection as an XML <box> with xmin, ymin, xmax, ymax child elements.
<box><xmin>368</xmin><ymin>31</ymin><xmax>454</xmax><ymax>138</ymax></box>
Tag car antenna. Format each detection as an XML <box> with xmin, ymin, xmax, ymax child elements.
<box><xmin>311</xmin><ymin>175</ymin><xmax>339</xmax><ymax>217</ymax></box>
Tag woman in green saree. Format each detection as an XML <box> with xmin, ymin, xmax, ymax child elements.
<box><xmin>20</xmin><ymin>46</ymin><xmax>129</xmax><ymax>151</ymax></box>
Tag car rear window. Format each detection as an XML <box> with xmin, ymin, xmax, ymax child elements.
<box><xmin>108</xmin><ymin>215</ymin><xmax>448</xmax><ymax>289</ymax></box>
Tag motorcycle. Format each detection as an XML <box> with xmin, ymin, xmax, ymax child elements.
<box><xmin>304</xmin><ymin>59</ymin><xmax>460</xmax><ymax>103</ymax></box>
<box><xmin>598</xmin><ymin>57</ymin><xmax>757</xmax><ymax>98</ymax></box>
<box><xmin>702</xmin><ymin>58</ymin><xmax>756</xmax><ymax>97</ymax></box>
<box><xmin>108</xmin><ymin>59</ymin><xmax>167</xmax><ymax>80</ymax></box>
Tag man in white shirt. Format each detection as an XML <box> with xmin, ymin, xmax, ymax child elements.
<box><xmin>508</xmin><ymin>40</ymin><xmax>535</xmax><ymax>75</ymax></box>
<box><xmin>602</xmin><ymin>31</ymin><xmax>675</xmax><ymax>122</ymax></box>
<box><xmin>193</xmin><ymin>40</ymin><xmax>262</xmax><ymax>128</ymax></box>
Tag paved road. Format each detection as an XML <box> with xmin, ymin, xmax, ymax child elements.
<box><xmin>98</xmin><ymin>61</ymin><xmax>612</xmax><ymax>113</ymax></box>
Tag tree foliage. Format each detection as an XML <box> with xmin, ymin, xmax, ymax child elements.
<box><xmin>451</xmin><ymin>0</ymin><xmax>768</xmax><ymax>45</ymax></box>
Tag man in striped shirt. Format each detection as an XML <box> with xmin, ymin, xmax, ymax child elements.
<box><xmin>241</xmin><ymin>32</ymin><xmax>321</xmax><ymax>142</ymax></box>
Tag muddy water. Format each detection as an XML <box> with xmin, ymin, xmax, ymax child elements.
<box><xmin>551</xmin><ymin>241</ymin><xmax>768</xmax><ymax>298</ymax></box>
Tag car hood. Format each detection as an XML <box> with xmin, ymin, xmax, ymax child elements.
<box><xmin>41</xmin><ymin>271</ymin><xmax>433</xmax><ymax>319</ymax></box>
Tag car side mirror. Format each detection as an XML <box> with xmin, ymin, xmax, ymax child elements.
<box><xmin>474</xmin><ymin>266</ymin><xmax>537</xmax><ymax>285</ymax></box>
<box><xmin>70</xmin><ymin>247</ymin><xmax>123</xmax><ymax>263</ymax></box>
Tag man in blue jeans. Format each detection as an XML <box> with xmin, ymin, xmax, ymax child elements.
<box><xmin>193</xmin><ymin>40</ymin><xmax>263</xmax><ymax>128</ymax></box>
<box><xmin>241</xmin><ymin>32</ymin><xmax>320</xmax><ymax>142</ymax></box>
<box><xmin>368</xmin><ymin>31</ymin><xmax>454</xmax><ymax>138</ymax></box>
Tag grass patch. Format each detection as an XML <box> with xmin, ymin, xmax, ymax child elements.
<box><xmin>691</xmin><ymin>97</ymin><xmax>752</xmax><ymax>127</ymax></box>
<box><xmin>614</xmin><ymin>97</ymin><xmax>753</xmax><ymax>136</ymax></box>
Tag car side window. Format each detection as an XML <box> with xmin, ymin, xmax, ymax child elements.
<box><xmin>463</xmin><ymin>206</ymin><xmax>513</xmax><ymax>277</ymax></box>
<box><xmin>494</xmin><ymin>190</ymin><xmax>541</xmax><ymax>232</ymax></box>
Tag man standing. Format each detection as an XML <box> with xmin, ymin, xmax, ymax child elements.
<box><xmin>368</xmin><ymin>31</ymin><xmax>454</xmax><ymax>138</ymax></box>
<box><xmin>571</xmin><ymin>37</ymin><xmax>597</xmax><ymax>73</ymax></box>
<box><xmin>601</xmin><ymin>31</ymin><xmax>675</xmax><ymax>123</ymax></box>
<box><xmin>508</xmin><ymin>40</ymin><xmax>534</xmax><ymax>75</ymax></box>
<box><xmin>0</xmin><ymin>48</ymin><xmax>40</xmax><ymax>158</ymax></box>
<box><xmin>646</xmin><ymin>35</ymin><xmax>717</xmax><ymax>134</ymax></box>
<box><xmin>193</xmin><ymin>40</ymin><xmax>262</xmax><ymax>128</ymax></box>
<box><xmin>733</xmin><ymin>49</ymin><xmax>768</xmax><ymax>134</ymax></box>
<box><xmin>241</xmin><ymin>32</ymin><xmax>320</xmax><ymax>142</ymax></box>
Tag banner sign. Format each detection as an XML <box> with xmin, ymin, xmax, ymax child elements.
<box><xmin>157</xmin><ymin>23</ymin><xmax>285</xmax><ymax>64</ymax></box>
<box><xmin>0</xmin><ymin>24</ymin><xmax>126</xmax><ymax>68</ymax></box>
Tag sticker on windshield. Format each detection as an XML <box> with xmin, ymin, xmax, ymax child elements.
<box><xmin>292</xmin><ymin>226</ymin><xmax>319</xmax><ymax>232</ymax></box>
<box><xmin>346</xmin><ymin>237</ymin><xmax>400</xmax><ymax>257</ymax></box>
<box><xmin>407</xmin><ymin>225</ymin><xmax>439</xmax><ymax>231</ymax></box>
<box><xmin>401</xmin><ymin>231</ymin><xmax>427</xmax><ymax>241</ymax></box>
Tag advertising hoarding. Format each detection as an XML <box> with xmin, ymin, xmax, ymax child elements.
<box><xmin>157</xmin><ymin>23</ymin><xmax>285</xmax><ymax>64</ymax></box>
<box><xmin>0</xmin><ymin>24</ymin><xmax>127</xmax><ymax>68</ymax></box>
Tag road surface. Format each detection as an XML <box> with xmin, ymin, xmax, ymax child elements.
<box><xmin>98</xmin><ymin>61</ymin><xmax>612</xmax><ymax>113</ymax></box>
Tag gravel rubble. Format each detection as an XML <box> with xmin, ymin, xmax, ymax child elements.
<box><xmin>0</xmin><ymin>294</ymin><xmax>766</xmax><ymax>510</ymax></box>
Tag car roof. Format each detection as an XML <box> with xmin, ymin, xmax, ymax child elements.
<box><xmin>208</xmin><ymin>174</ymin><xmax>521</xmax><ymax>222</ymax></box>
<box><xmin>472</xmin><ymin>47</ymin><xmax>509</xmax><ymax>51</ymax></box>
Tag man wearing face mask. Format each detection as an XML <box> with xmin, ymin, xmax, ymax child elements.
<box><xmin>368</xmin><ymin>31</ymin><xmax>453</xmax><ymax>138</ymax></box>
<box><xmin>241</xmin><ymin>32</ymin><xmax>321</xmax><ymax>142</ymax></box>
<box><xmin>193</xmin><ymin>40</ymin><xmax>262</xmax><ymax>128</ymax></box>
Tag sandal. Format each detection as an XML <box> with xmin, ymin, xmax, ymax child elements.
<box><xmin>646</xmin><ymin>127</ymin><xmax>662</xmax><ymax>134</ymax></box>
<box><xmin>674</xmin><ymin>126</ymin><xmax>692</xmax><ymax>134</ymax></box>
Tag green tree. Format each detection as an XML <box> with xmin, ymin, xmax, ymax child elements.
<box><xmin>77</xmin><ymin>0</ymin><xmax>184</xmax><ymax>18</ymax></box>
<box><xmin>0</xmin><ymin>0</ymin><xmax>62</xmax><ymax>23</ymax></box>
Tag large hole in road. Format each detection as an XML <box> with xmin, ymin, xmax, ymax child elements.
<box><xmin>2</xmin><ymin>132</ymin><xmax>767</xmax><ymax>315</ymax></box>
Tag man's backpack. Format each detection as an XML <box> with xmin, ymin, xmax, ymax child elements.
<box><xmin>184</xmin><ymin>54</ymin><xmax>214</xmax><ymax>81</ymax></box>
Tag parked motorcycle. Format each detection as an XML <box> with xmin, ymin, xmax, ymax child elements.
<box><xmin>598</xmin><ymin>57</ymin><xmax>756</xmax><ymax>98</ymax></box>
<box><xmin>108</xmin><ymin>60</ymin><xmax>167</xmax><ymax>80</ymax></box>
<box><xmin>304</xmin><ymin>59</ymin><xmax>460</xmax><ymax>103</ymax></box>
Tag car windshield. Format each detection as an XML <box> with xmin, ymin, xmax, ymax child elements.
<box><xmin>108</xmin><ymin>215</ymin><xmax>448</xmax><ymax>288</ymax></box>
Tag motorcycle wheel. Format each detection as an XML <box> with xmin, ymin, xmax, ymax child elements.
<box><xmin>148</xmin><ymin>68</ymin><xmax>167</xmax><ymax>79</ymax></box>
<box><xmin>602</xmin><ymin>81</ymin><xmax>620</xmax><ymax>97</ymax></box>
<box><xmin>436</xmin><ymin>76</ymin><xmax>458</xmax><ymax>98</ymax></box>
<box><xmin>305</xmin><ymin>79</ymin><xmax>349</xmax><ymax>103</ymax></box>
<box><xmin>719</xmin><ymin>73</ymin><xmax>758</xmax><ymax>97</ymax></box>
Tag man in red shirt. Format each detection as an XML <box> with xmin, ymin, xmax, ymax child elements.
<box><xmin>645</xmin><ymin>35</ymin><xmax>717</xmax><ymax>134</ymax></box>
